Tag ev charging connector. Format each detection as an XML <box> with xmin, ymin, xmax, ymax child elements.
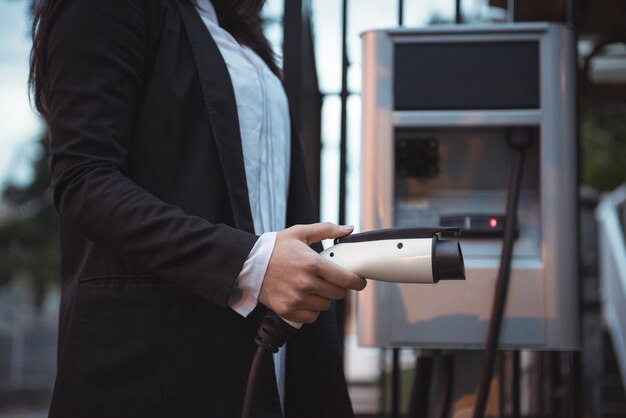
<box><xmin>323</xmin><ymin>226</ymin><xmax>465</xmax><ymax>284</ymax></box>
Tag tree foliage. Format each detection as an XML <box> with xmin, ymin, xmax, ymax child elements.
<box><xmin>0</xmin><ymin>132</ymin><xmax>59</xmax><ymax>307</ymax></box>
<box><xmin>581</xmin><ymin>109</ymin><xmax>626</xmax><ymax>192</ymax></box>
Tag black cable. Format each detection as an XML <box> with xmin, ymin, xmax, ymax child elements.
<box><xmin>241</xmin><ymin>312</ymin><xmax>299</xmax><ymax>418</ymax></box>
<box><xmin>241</xmin><ymin>347</ymin><xmax>266</xmax><ymax>418</ymax></box>
<box><xmin>472</xmin><ymin>129</ymin><xmax>532</xmax><ymax>418</ymax></box>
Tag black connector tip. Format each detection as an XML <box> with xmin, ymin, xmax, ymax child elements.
<box><xmin>433</xmin><ymin>238</ymin><xmax>466</xmax><ymax>281</ymax></box>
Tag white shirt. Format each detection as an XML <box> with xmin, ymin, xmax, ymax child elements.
<box><xmin>193</xmin><ymin>0</ymin><xmax>291</xmax><ymax>408</ymax></box>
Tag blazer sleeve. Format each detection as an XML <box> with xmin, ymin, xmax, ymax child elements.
<box><xmin>46</xmin><ymin>0</ymin><xmax>258</xmax><ymax>307</ymax></box>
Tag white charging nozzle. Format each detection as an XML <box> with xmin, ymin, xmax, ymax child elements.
<box><xmin>274</xmin><ymin>227</ymin><xmax>465</xmax><ymax>332</ymax></box>
<box><xmin>321</xmin><ymin>227</ymin><xmax>465</xmax><ymax>284</ymax></box>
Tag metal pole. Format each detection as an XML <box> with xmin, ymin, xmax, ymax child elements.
<box><xmin>507</xmin><ymin>0</ymin><xmax>519</xmax><ymax>22</ymax></box>
<box><xmin>392</xmin><ymin>348</ymin><xmax>401</xmax><ymax>418</ymax></box>
<box><xmin>566</xmin><ymin>0</ymin><xmax>581</xmax><ymax>29</ymax></box>
<box><xmin>398</xmin><ymin>0</ymin><xmax>404</xmax><ymax>26</ymax></box>
<box><xmin>335</xmin><ymin>0</ymin><xmax>350</xmax><ymax>353</ymax></box>
<box><xmin>339</xmin><ymin>0</ymin><xmax>348</xmax><ymax>227</ymax></box>
<box><xmin>512</xmin><ymin>351</ymin><xmax>521</xmax><ymax>418</ymax></box>
<box><xmin>455</xmin><ymin>0</ymin><xmax>462</xmax><ymax>24</ymax></box>
<box><xmin>498</xmin><ymin>353</ymin><xmax>506</xmax><ymax>418</ymax></box>
<box><xmin>408</xmin><ymin>353</ymin><xmax>435</xmax><ymax>418</ymax></box>
<box><xmin>572</xmin><ymin>352</ymin><xmax>583</xmax><ymax>418</ymax></box>
<box><xmin>283</xmin><ymin>0</ymin><xmax>303</xmax><ymax>127</ymax></box>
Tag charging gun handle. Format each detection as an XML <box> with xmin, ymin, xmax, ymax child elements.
<box><xmin>277</xmin><ymin>316</ymin><xmax>302</xmax><ymax>330</ymax></box>
<box><xmin>255</xmin><ymin>311</ymin><xmax>301</xmax><ymax>353</ymax></box>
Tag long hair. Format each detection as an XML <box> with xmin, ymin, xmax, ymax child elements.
<box><xmin>29</xmin><ymin>0</ymin><xmax>278</xmax><ymax>122</ymax></box>
<box><xmin>29</xmin><ymin>0</ymin><xmax>53</xmax><ymax>121</ymax></box>
<box><xmin>211</xmin><ymin>0</ymin><xmax>279</xmax><ymax>75</ymax></box>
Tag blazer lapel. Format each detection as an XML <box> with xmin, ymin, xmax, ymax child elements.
<box><xmin>177</xmin><ymin>0</ymin><xmax>255</xmax><ymax>234</ymax></box>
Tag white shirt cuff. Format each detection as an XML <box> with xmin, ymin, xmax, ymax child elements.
<box><xmin>228</xmin><ymin>231</ymin><xmax>277</xmax><ymax>317</ymax></box>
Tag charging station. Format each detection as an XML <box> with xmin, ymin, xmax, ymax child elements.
<box><xmin>358</xmin><ymin>23</ymin><xmax>579</xmax><ymax>350</ymax></box>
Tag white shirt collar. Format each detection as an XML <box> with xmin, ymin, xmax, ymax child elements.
<box><xmin>194</xmin><ymin>0</ymin><xmax>219</xmax><ymax>26</ymax></box>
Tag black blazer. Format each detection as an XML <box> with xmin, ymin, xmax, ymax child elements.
<box><xmin>46</xmin><ymin>0</ymin><xmax>353</xmax><ymax>417</ymax></box>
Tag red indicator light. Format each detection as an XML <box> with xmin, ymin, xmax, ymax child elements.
<box><xmin>489</xmin><ymin>218</ymin><xmax>498</xmax><ymax>228</ymax></box>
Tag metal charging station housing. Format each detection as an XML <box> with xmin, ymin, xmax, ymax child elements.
<box><xmin>358</xmin><ymin>23</ymin><xmax>579</xmax><ymax>350</ymax></box>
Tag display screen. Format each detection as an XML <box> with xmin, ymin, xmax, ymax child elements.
<box><xmin>394</xmin><ymin>41</ymin><xmax>540</xmax><ymax>110</ymax></box>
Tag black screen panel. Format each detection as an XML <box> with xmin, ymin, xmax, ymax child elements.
<box><xmin>394</xmin><ymin>42</ymin><xmax>539</xmax><ymax>110</ymax></box>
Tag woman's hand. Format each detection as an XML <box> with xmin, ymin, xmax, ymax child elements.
<box><xmin>258</xmin><ymin>223</ymin><xmax>367</xmax><ymax>324</ymax></box>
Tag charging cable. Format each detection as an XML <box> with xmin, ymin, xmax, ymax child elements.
<box><xmin>241</xmin><ymin>311</ymin><xmax>298</xmax><ymax>418</ymax></box>
<box><xmin>472</xmin><ymin>129</ymin><xmax>533</xmax><ymax>418</ymax></box>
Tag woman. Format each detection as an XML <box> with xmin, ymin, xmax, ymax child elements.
<box><xmin>30</xmin><ymin>0</ymin><xmax>365</xmax><ymax>417</ymax></box>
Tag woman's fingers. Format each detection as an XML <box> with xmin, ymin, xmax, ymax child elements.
<box><xmin>258</xmin><ymin>223</ymin><xmax>366</xmax><ymax>324</ymax></box>
<box><xmin>316</xmin><ymin>257</ymin><xmax>367</xmax><ymax>291</ymax></box>
<box><xmin>293</xmin><ymin>222</ymin><xmax>354</xmax><ymax>245</ymax></box>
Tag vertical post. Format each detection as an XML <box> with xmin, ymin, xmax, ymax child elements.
<box><xmin>392</xmin><ymin>349</ymin><xmax>401</xmax><ymax>418</ymax></box>
<box><xmin>283</xmin><ymin>0</ymin><xmax>322</xmax><ymax>209</ymax></box>
<box><xmin>455</xmin><ymin>0</ymin><xmax>462</xmax><ymax>24</ymax></box>
<box><xmin>566</xmin><ymin>0</ymin><xmax>581</xmax><ymax>29</ymax></box>
<box><xmin>283</xmin><ymin>0</ymin><xmax>303</xmax><ymax>126</ymax></box>
<box><xmin>339</xmin><ymin>0</ymin><xmax>349</xmax><ymax>227</ymax></box>
<box><xmin>507</xmin><ymin>0</ymin><xmax>519</xmax><ymax>22</ymax></box>
<box><xmin>393</xmin><ymin>4</ymin><xmax>403</xmax><ymax>415</ymax></box>
<box><xmin>538</xmin><ymin>353</ymin><xmax>546</xmax><ymax>414</ymax></box>
<box><xmin>571</xmin><ymin>352</ymin><xmax>582</xmax><ymax>418</ymax></box>
<box><xmin>512</xmin><ymin>351</ymin><xmax>521</xmax><ymax>418</ymax></box>
<box><xmin>551</xmin><ymin>352</ymin><xmax>563</xmax><ymax>416</ymax></box>
<box><xmin>408</xmin><ymin>353</ymin><xmax>435</xmax><ymax>418</ymax></box>
<box><xmin>335</xmin><ymin>0</ymin><xmax>350</xmax><ymax>351</ymax></box>
<box><xmin>498</xmin><ymin>353</ymin><xmax>506</xmax><ymax>418</ymax></box>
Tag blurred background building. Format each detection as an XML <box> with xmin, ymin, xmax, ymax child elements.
<box><xmin>0</xmin><ymin>0</ymin><xmax>625</xmax><ymax>417</ymax></box>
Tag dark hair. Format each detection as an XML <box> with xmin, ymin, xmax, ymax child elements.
<box><xmin>29</xmin><ymin>0</ymin><xmax>52</xmax><ymax>121</ymax></box>
<box><xmin>29</xmin><ymin>0</ymin><xmax>278</xmax><ymax>122</ymax></box>
<box><xmin>211</xmin><ymin>0</ymin><xmax>280</xmax><ymax>75</ymax></box>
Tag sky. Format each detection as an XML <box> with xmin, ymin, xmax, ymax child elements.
<box><xmin>0</xmin><ymin>0</ymin><xmax>42</xmax><ymax>190</ymax></box>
